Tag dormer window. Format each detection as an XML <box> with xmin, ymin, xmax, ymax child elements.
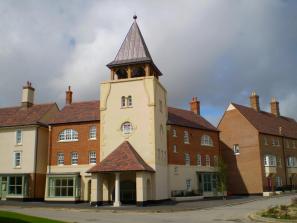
<box><xmin>201</xmin><ymin>135</ymin><xmax>213</xmax><ymax>147</ymax></box>
<box><xmin>59</xmin><ymin>129</ymin><xmax>78</xmax><ymax>142</ymax></box>
<box><xmin>121</xmin><ymin>122</ymin><xmax>133</xmax><ymax>134</ymax></box>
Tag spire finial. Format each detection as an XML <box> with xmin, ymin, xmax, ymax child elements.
<box><xmin>133</xmin><ymin>14</ymin><xmax>137</xmax><ymax>21</ymax></box>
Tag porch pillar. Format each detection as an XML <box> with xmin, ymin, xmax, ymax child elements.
<box><xmin>114</xmin><ymin>172</ymin><xmax>121</xmax><ymax>207</ymax></box>
<box><xmin>136</xmin><ymin>171</ymin><xmax>147</xmax><ymax>206</ymax></box>
<box><xmin>91</xmin><ymin>173</ymin><xmax>103</xmax><ymax>206</ymax></box>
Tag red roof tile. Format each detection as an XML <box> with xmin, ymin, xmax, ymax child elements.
<box><xmin>168</xmin><ymin>107</ymin><xmax>218</xmax><ymax>131</ymax></box>
<box><xmin>0</xmin><ymin>103</ymin><xmax>57</xmax><ymax>127</ymax></box>
<box><xmin>233</xmin><ymin>103</ymin><xmax>297</xmax><ymax>139</ymax></box>
<box><xmin>87</xmin><ymin>141</ymin><xmax>154</xmax><ymax>173</ymax></box>
<box><xmin>51</xmin><ymin>100</ymin><xmax>100</xmax><ymax>124</ymax></box>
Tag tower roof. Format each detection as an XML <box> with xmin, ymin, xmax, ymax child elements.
<box><xmin>107</xmin><ymin>16</ymin><xmax>162</xmax><ymax>76</ymax></box>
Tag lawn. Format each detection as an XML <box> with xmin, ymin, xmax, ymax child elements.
<box><xmin>0</xmin><ymin>210</ymin><xmax>66</xmax><ymax>223</ymax></box>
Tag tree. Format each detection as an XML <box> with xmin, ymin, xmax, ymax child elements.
<box><xmin>217</xmin><ymin>156</ymin><xmax>227</xmax><ymax>199</ymax></box>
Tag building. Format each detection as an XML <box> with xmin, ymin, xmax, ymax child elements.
<box><xmin>87</xmin><ymin>16</ymin><xmax>220</xmax><ymax>206</ymax></box>
<box><xmin>44</xmin><ymin>87</ymin><xmax>100</xmax><ymax>202</ymax></box>
<box><xmin>0</xmin><ymin>82</ymin><xmax>58</xmax><ymax>201</ymax></box>
<box><xmin>218</xmin><ymin>92</ymin><xmax>297</xmax><ymax>196</ymax></box>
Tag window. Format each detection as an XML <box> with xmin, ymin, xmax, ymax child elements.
<box><xmin>121</xmin><ymin>96</ymin><xmax>126</xmax><ymax>107</ymax></box>
<box><xmin>203</xmin><ymin>173</ymin><xmax>212</xmax><ymax>192</ymax></box>
<box><xmin>121</xmin><ymin>122</ymin><xmax>133</xmax><ymax>134</ymax></box>
<box><xmin>172</xmin><ymin>128</ymin><xmax>177</xmax><ymax>137</ymax></box>
<box><xmin>89</xmin><ymin>126</ymin><xmax>96</xmax><ymax>140</ymax></box>
<box><xmin>205</xmin><ymin>155</ymin><xmax>210</xmax><ymax>166</ymax></box>
<box><xmin>197</xmin><ymin>154</ymin><xmax>202</xmax><ymax>166</ymax></box>
<box><xmin>201</xmin><ymin>135</ymin><xmax>213</xmax><ymax>147</ymax></box>
<box><xmin>293</xmin><ymin>141</ymin><xmax>296</xmax><ymax>149</ymax></box>
<box><xmin>174</xmin><ymin>166</ymin><xmax>178</xmax><ymax>175</ymax></box>
<box><xmin>233</xmin><ymin>144</ymin><xmax>240</xmax><ymax>155</ymax></box>
<box><xmin>184</xmin><ymin>131</ymin><xmax>189</xmax><ymax>144</ymax></box>
<box><xmin>264</xmin><ymin>155</ymin><xmax>276</xmax><ymax>167</ymax></box>
<box><xmin>275</xmin><ymin>176</ymin><xmax>282</xmax><ymax>188</ymax></box>
<box><xmin>263</xmin><ymin>137</ymin><xmax>268</xmax><ymax>145</ymax></box>
<box><xmin>286</xmin><ymin>140</ymin><xmax>290</xmax><ymax>148</ymax></box>
<box><xmin>8</xmin><ymin>176</ymin><xmax>23</xmax><ymax>195</ymax></box>
<box><xmin>89</xmin><ymin>151</ymin><xmax>96</xmax><ymax>164</ymax></box>
<box><xmin>71</xmin><ymin>152</ymin><xmax>78</xmax><ymax>165</ymax></box>
<box><xmin>57</xmin><ymin>153</ymin><xmax>64</xmax><ymax>165</ymax></box>
<box><xmin>13</xmin><ymin>152</ymin><xmax>21</xmax><ymax>168</ymax></box>
<box><xmin>159</xmin><ymin>100</ymin><xmax>163</xmax><ymax>113</ymax></box>
<box><xmin>184</xmin><ymin>153</ymin><xmax>190</xmax><ymax>165</ymax></box>
<box><xmin>16</xmin><ymin>130</ymin><xmax>22</xmax><ymax>145</ymax></box>
<box><xmin>173</xmin><ymin>144</ymin><xmax>177</xmax><ymax>153</ymax></box>
<box><xmin>277</xmin><ymin>157</ymin><xmax>282</xmax><ymax>167</ymax></box>
<box><xmin>59</xmin><ymin>129</ymin><xmax>78</xmax><ymax>142</ymax></box>
<box><xmin>127</xmin><ymin>96</ymin><xmax>132</xmax><ymax>107</ymax></box>
<box><xmin>287</xmin><ymin>156</ymin><xmax>297</xmax><ymax>167</ymax></box>
<box><xmin>48</xmin><ymin>177</ymin><xmax>78</xmax><ymax>197</ymax></box>
<box><xmin>214</xmin><ymin>155</ymin><xmax>218</xmax><ymax>166</ymax></box>
<box><xmin>272</xmin><ymin>138</ymin><xmax>280</xmax><ymax>147</ymax></box>
<box><xmin>186</xmin><ymin>179</ymin><xmax>191</xmax><ymax>191</ymax></box>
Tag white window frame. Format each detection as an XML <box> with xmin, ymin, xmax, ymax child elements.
<box><xmin>184</xmin><ymin>131</ymin><xmax>190</xmax><ymax>144</ymax></box>
<box><xmin>201</xmin><ymin>135</ymin><xmax>213</xmax><ymax>147</ymax></box>
<box><xmin>197</xmin><ymin>154</ymin><xmax>201</xmax><ymax>166</ymax></box>
<box><xmin>89</xmin><ymin>151</ymin><xmax>96</xmax><ymax>164</ymax></box>
<box><xmin>89</xmin><ymin>126</ymin><xmax>97</xmax><ymax>140</ymax></box>
<box><xmin>263</xmin><ymin>137</ymin><xmax>268</xmax><ymax>145</ymax></box>
<box><xmin>71</xmin><ymin>152</ymin><xmax>78</xmax><ymax>165</ymax></box>
<box><xmin>172</xmin><ymin>128</ymin><xmax>177</xmax><ymax>137</ymax></box>
<box><xmin>57</xmin><ymin>152</ymin><xmax>64</xmax><ymax>165</ymax></box>
<box><xmin>127</xmin><ymin>95</ymin><xmax>132</xmax><ymax>107</ymax></box>
<box><xmin>13</xmin><ymin>151</ymin><xmax>21</xmax><ymax>168</ymax></box>
<box><xmin>16</xmin><ymin>129</ymin><xmax>22</xmax><ymax>145</ymax></box>
<box><xmin>121</xmin><ymin>122</ymin><xmax>133</xmax><ymax>134</ymax></box>
<box><xmin>233</xmin><ymin>144</ymin><xmax>240</xmax><ymax>155</ymax></box>
<box><xmin>121</xmin><ymin>96</ymin><xmax>126</xmax><ymax>107</ymax></box>
<box><xmin>174</xmin><ymin>166</ymin><xmax>179</xmax><ymax>175</ymax></box>
<box><xmin>277</xmin><ymin>157</ymin><xmax>282</xmax><ymax>167</ymax></box>
<box><xmin>205</xmin><ymin>155</ymin><xmax>210</xmax><ymax>166</ymax></box>
<box><xmin>264</xmin><ymin>155</ymin><xmax>276</xmax><ymax>167</ymax></box>
<box><xmin>173</xmin><ymin>144</ymin><xmax>177</xmax><ymax>153</ymax></box>
<box><xmin>287</xmin><ymin>156</ymin><xmax>297</xmax><ymax>167</ymax></box>
<box><xmin>275</xmin><ymin>176</ymin><xmax>282</xmax><ymax>188</ymax></box>
<box><xmin>186</xmin><ymin>179</ymin><xmax>192</xmax><ymax>191</ymax></box>
<box><xmin>59</xmin><ymin>129</ymin><xmax>78</xmax><ymax>142</ymax></box>
<box><xmin>184</xmin><ymin>153</ymin><xmax>190</xmax><ymax>165</ymax></box>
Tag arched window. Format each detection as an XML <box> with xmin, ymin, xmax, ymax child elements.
<box><xmin>121</xmin><ymin>122</ymin><xmax>133</xmax><ymax>134</ymax></box>
<box><xmin>127</xmin><ymin>96</ymin><xmax>132</xmax><ymax>107</ymax></box>
<box><xmin>121</xmin><ymin>96</ymin><xmax>126</xmax><ymax>107</ymax></box>
<box><xmin>201</xmin><ymin>135</ymin><xmax>213</xmax><ymax>147</ymax></box>
<box><xmin>131</xmin><ymin>66</ymin><xmax>145</xmax><ymax>78</ymax></box>
<box><xmin>116</xmin><ymin>68</ymin><xmax>128</xmax><ymax>79</ymax></box>
<box><xmin>59</xmin><ymin>129</ymin><xmax>78</xmax><ymax>142</ymax></box>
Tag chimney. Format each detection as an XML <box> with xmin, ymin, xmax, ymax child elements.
<box><xmin>250</xmin><ymin>91</ymin><xmax>260</xmax><ymax>112</ymax></box>
<box><xmin>21</xmin><ymin>81</ymin><xmax>35</xmax><ymax>108</ymax></box>
<box><xmin>66</xmin><ymin>86</ymin><xmax>73</xmax><ymax>105</ymax></box>
<box><xmin>189</xmin><ymin>97</ymin><xmax>200</xmax><ymax>115</ymax></box>
<box><xmin>270</xmin><ymin>97</ymin><xmax>280</xmax><ymax>117</ymax></box>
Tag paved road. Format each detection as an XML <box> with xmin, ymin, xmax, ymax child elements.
<box><xmin>0</xmin><ymin>195</ymin><xmax>295</xmax><ymax>223</ymax></box>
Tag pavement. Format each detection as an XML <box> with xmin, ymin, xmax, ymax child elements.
<box><xmin>0</xmin><ymin>194</ymin><xmax>296</xmax><ymax>223</ymax></box>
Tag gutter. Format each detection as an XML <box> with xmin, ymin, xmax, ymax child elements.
<box><xmin>34</xmin><ymin>126</ymin><xmax>39</xmax><ymax>199</ymax></box>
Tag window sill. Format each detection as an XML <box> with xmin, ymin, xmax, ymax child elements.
<box><xmin>184</xmin><ymin>142</ymin><xmax>190</xmax><ymax>145</ymax></box>
<box><xmin>88</xmin><ymin>138</ymin><xmax>97</xmax><ymax>141</ymax></box>
<box><xmin>58</xmin><ymin>140</ymin><xmax>79</xmax><ymax>143</ymax></box>
<box><xmin>15</xmin><ymin>144</ymin><xmax>23</xmax><ymax>147</ymax></box>
<box><xmin>121</xmin><ymin>106</ymin><xmax>133</xmax><ymax>109</ymax></box>
<box><xmin>89</xmin><ymin>163</ymin><xmax>97</xmax><ymax>165</ymax></box>
<box><xmin>13</xmin><ymin>167</ymin><xmax>21</xmax><ymax>169</ymax></box>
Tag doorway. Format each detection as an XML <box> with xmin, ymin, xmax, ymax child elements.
<box><xmin>112</xmin><ymin>180</ymin><xmax>136</xmax><ymax>204</ymax></box>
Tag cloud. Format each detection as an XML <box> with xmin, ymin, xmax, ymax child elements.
<box><xmin>0</xmin><ymin>0</ymin><xmax>296</xmax><ymax>125</ymax></box>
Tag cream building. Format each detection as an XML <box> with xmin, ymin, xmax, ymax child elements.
<box><xmin>0</xmin><ymin>82</ymin><xmax>58</xmax><ymax>200</ymax></box>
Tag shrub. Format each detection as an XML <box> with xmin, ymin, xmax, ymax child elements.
<box><xmin>291</xmin><ymin>197</ymin><xmax>297</xmax><ymax>205</ymax></box>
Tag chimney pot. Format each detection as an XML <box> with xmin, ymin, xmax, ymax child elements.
<box><xmin>270</xmin><ymin>97</ymin><xmax>280</xmax><ymax>117</ymax></box>
<box><xmin>66</xmin><ymin>86</ymin><xmax>73</xmax><ymax>105</ymax></box>
<box><xmin>250</xmin><ymin>91</ymin><xmax>260</xmax><ymax>112</ymax></box>
<box><xmin>189</xmin><ymin>97</ymin><xmax>200</xmax><ymax>115</ymax></box>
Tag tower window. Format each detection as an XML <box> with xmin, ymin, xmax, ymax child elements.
<box><xmin>121</xmin><ymin>122</ymin><xmax>133</xmax><ymax>134</ymax></box>
<box><xmin>131</xmin><ymin>66</ymin><xmax>145</xmax><ymax>78</ymax></box>
<box><xmin>121</xmin><ymin>96</ymin><xmax>126</xmax><ymax>107</ymax></box>
<box><xmin>116</xmin><ymin>68</ymin><xmax>128</xmax><ymax>79</ymax></box>
<box><xmin>127</xmin><ymin>96</ymin><xmax>132</xmax><ymax>107</ymax></box>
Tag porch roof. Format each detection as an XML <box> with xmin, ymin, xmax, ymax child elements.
<box><xmin>87</xmin><ymin>141</ymin><xmax>155</xmax><ymax>173</ymax></box>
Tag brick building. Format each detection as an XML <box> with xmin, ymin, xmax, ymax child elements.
<box><xmin>218</xmin><ymin>92</ymin><xmax>297</xmax><ymax>196</ymax></box>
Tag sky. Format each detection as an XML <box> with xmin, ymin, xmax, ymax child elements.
<box><xmin>0</xmin><ymin>0</ymin><xmax>296</xmax><ymax>125</ymax></box>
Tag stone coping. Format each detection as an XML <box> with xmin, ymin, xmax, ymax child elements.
<box><xmin>249</xmin><ymin>212</ymin><xmax>297</xmax><ymax>223</ymax></box>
